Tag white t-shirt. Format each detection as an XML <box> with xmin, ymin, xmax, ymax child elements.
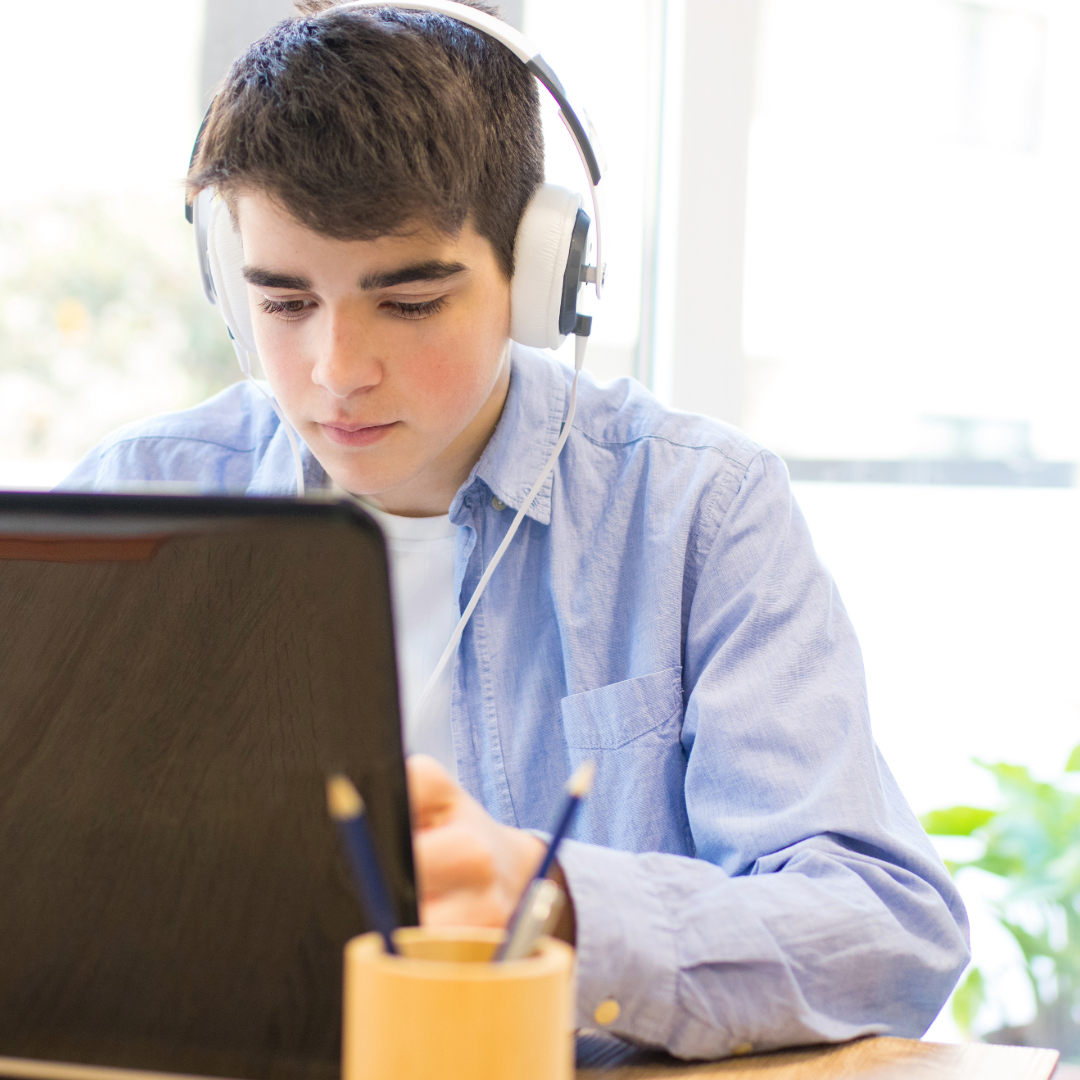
<box><xmin>350</xmin><ymin>497</ymin><xmax>459</xmax><ymax>778</ymax></box>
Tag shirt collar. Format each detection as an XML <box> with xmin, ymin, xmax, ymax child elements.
<box><xmin>452</xmin><ymin>346</ymin><xmax>568</xmax><ymax>527</ymax></box>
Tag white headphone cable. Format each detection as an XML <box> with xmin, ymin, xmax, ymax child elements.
<box><xmin>409</xmin><ymin>328</ymin><xmax>589</xmax><ymax>729</ymax></box>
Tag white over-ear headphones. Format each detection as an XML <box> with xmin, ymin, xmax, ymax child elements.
<box><xmin>187</xmin><ymin>0</ymin><xmax>606</xmax><ymax>359</ymax></box>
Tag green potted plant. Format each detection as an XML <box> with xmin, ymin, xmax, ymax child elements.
<box><xmin>922</xmin><ymin>744</ymin><xmax>1080</xmax><ymax>1058</ymax></box>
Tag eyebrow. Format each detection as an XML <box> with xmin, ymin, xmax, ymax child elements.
<box><xmin>242</xmin><ymin>260</ymin><xmax>469</xmax><ymax>293</ymax></box>
<box><xmin>358</xmin><ymin>260</ymin><xmax>468</xmax><ymax>290</ymax></box>
<box><xmin>243</xmin><ymin>267</ymin><xmax>312</xmax><ymax>290</ymax></box>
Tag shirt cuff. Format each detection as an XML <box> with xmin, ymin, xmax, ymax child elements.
<box><xmin>556</xmin><ymin>838</ymin><xmax>682</xmax><ymax>1048</ymax></box>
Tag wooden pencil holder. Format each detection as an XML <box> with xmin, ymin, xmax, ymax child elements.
<box><xmin>342</xmin><ymin>926</ymin><xmax>575</xmax><ymax>1080</ymax></box>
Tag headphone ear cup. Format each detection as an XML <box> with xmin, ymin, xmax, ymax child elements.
<box><xmin>207</xmin><ymin>198</ymin><xmax>258</xmax><ymax>361</ymax></box>
<box><xmin>510</xmin><ymin>184</ymin><xmax>584</xmax><ymax>350</ymax></box>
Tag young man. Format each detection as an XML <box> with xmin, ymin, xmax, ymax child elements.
<box><xmin>63</xmin><ymin>1</ymin><xmax>969</xmax><ymax>1059</ymax></box>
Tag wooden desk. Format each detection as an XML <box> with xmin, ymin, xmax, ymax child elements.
<box><xmin>575</xmin><ymin>1035</ymin><xmax>1060</xmax><ymax>1079</ymax></box>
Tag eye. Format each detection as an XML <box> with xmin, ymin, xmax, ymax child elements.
<box><xmin>259</xmin><ymin>297</ymin><xmax>314</xmax><ymax>321</ymax></box>
<box><xmin>382</xmin><ymin>297</ymin><xmax>448</xmax><ymax>320</ymax></box>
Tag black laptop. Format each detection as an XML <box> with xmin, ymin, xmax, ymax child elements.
<box><xmin>0</xmin><ymin>493</ymin><xmax>416</xmax><ymax>1080</ymax></box>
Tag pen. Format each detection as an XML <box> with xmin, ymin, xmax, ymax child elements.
<box><xmin>495</xmin><ymin>759</ymin><xmax>595</xmax><ymax>962</ymax></box>
<box><xmin>326</xmin><ymin>773</ymin><xmax>399</xmax><ymax>955</ymax></box>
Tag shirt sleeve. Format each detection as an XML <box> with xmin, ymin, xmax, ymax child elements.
<box><xmin>556</xmin><ymin>449</ymin><xmax>970</xmax><ymax>1059</ymax></box>
<box><xmin>54</xmin><ymin>382</ymin><xmax>283</xmax><ymax>494</ymax></box>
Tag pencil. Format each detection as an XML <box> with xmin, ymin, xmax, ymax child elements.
<box><xmin>495</xmin><ymin>760</ymin><xmax>595</xmax><ymax>962</ymax></box>
<box><xmin>326</xmin><ymin>773</ymin><xmax>399</xmax><ymax>955</ymax></box>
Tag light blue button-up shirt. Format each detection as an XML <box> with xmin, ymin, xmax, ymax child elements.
<box><xmin>62</xmin><ymin>346</ymin><xmax>969</xmax><ymax>1059</ymax></box>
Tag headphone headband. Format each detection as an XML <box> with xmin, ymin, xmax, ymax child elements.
<box><xmin>332</xmin><ymin>1</ymin><xmax>536</xmax><ymax>64</ymax></box>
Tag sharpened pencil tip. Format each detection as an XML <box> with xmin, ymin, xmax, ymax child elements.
<box><xmin>567</xmin><ymin>760</ymin><xmax>596</xmax><ymax>798</ymax></box>
<box><xmin>326</xmin><ymin>774</ymin><xmax>364</xmax><ymax>820</ymax></box>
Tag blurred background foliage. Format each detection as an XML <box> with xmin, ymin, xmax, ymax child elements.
<box><xmin>923</xmin><ymin>746</ymin><xmax>1080</xmax><ymax>1058</ymax></box>
<box><xmin>0</xmin><ymin>196</ymin><xmax>237</xmax><ymax>464</ymax></box>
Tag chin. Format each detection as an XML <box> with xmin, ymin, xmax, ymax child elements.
<box><xmin>321</xmin><ymin>456</ymin><xmax>418</xmax><ymax>499</ymax></box>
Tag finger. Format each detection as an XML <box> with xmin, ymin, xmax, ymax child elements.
<box><xmin>413</xmin><ymin>823</ymin><xmax>497</xmax><ymax>898</ymax></box>
<box><xmin>420</xmin><ymin>890</ymin><xmax>509</xmax><ymax>929</ymax></box>
<box><xmin>406</xmin><ymin>754</ymin><xmax>459</xmax><ymax>830</ymax></box>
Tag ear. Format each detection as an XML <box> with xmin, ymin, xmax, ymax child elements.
<box><xmin>207</xmin><ymin>198</ymin><xmax>259</xmax><ymax>361</ymax></box>
<box><xmin>510</xmin><ymin>184</ymin><xmax>586</xmax><ymax>350</ymax></box>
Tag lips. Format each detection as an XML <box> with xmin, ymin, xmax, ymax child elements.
<box><xmin>319</xmin><ymin>420</ymin><xmax>398</xmax><ymax>448</ymax></box>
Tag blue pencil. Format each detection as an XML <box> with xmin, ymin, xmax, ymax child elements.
<box><xmin>326</xmin><ymin>774</ymin><xmax>399</xmax><ymax>955</ymax></box>
<box><xmin>495</xmin><ymin>760</ymin><xmax>596</xmax><ymax>962</ymax></box>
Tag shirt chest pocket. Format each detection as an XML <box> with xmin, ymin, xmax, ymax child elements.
<box><xmin>559</xmin><ymin>666</ymin><xmax>684</xmax><ymax>750</ymax></box>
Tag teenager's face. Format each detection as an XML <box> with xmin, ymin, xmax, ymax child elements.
<box><xmin>235</xmin><ymin>191</ymin><xmax>512</xmax><ymax>515</ymax></box>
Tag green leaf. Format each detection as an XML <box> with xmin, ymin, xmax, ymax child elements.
<box><xmin>930</xmin><ymin>748</ymin><xmax>1080</xmax><ymax>1033</ymax></box>
<box><xmin>952</xmin><ymin>967</ymin><xmax>985</xmax><ymax>1036</ymax></box>
<box><xmin>921</xmin><ymin>805</ymin><xmax>996</xmax><ymax>836</ymax></box>
<box><xmin>972</xmin><ymin>851</ymin><xmax>1026</xmax><ymax>879</ymax></box>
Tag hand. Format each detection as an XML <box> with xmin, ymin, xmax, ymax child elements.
<box><xmin>407</xmin><ymin>754</ymin><xmax>576</xmax><ymax>942</ymax></box>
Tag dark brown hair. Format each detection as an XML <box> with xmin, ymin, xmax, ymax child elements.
<box><xmin>188</xmin><ymin>2</ymin><xmax>543</xmax><ymax>279</ymax></box>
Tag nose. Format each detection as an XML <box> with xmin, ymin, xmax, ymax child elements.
<box><xmin>310</xmin><ymin>303</ymin><xmax>381</xmax><ymax>399</ymax></box>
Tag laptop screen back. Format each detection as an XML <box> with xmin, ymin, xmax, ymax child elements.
<box><xmin>0</xmin><ymin>494</ymin><xmax>416</xmax><ymax>1080</ymax></box>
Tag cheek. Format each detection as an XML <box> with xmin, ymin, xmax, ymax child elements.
<box><xmin>411</xmin><ymin>276</ymin><xmax>509</xmax><ymax>404</ymax></box>
<box><xmin>401</xmin><ymin>318</ymin><xmax>506</xmax><ymax>421</ymax></box>
<box><xmin>400</xmin><ymin>347</ymin><xmax>487</xmax><ymax>419</ymax></box>
<box><xmin>256</xmin><ymin>344</ymin><xmax>304</xmax><ymax>398</ymax></box>
<box><xmin>249</xmin><ymin>315</ymin><xmax>313</xmax><ymax>394</ymax></box>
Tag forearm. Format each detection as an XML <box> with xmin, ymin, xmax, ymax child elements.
<box><xmin>557</xmin><ymin>837</ymin><xmax>969</xmax><ymax>1060</ymax></box>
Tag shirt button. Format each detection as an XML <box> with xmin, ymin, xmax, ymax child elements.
<box><xmin>732</xmin><ymin>1042</ymin><xmax>754</xmax><ymax>1056</ymax></box>
<box><xmin>491</xmin><ymin>496</ymin><xmax>507</xmax><ymax>511</ymax></box>
<box><xmin>593</xmin><ymin>999</ymin><xmax>620</xmax><ymax>1026</ymax></box>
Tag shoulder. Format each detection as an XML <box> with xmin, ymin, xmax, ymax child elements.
<box><xmin>575</xmin><ymin>368</ymin><xmax>759</xmax><ymax>463</ymax></box>
<box><xmin>522</xmin><ymin>348</ymin><xmax>786</xmax><ymax>519</ymax></box>
<box><xmin>58</xmin><ymin>381</ymin><xmax>284</xmax><ymax>492</ymax></box>
<box><xmin>95</xmin><ymin>380</ymin><xmax>279</xmax><ymax>453</ymax></box>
